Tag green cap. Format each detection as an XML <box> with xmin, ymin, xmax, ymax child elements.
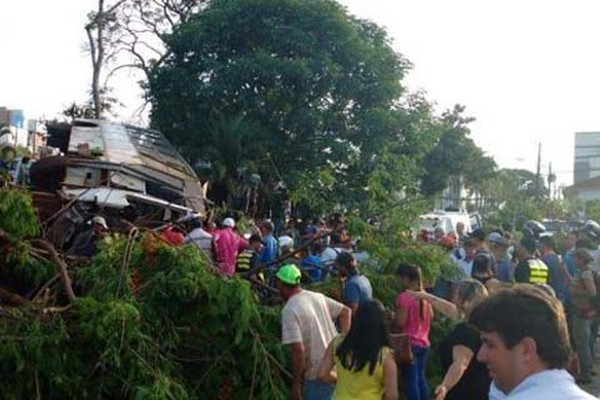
<box><xmin>276</xmin><ymin>264</ymin><xmax>302</xmax><ymax>285</ymax></box>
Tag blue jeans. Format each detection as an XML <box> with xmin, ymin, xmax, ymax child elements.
<box><xmin>303</xmin><ymin>379</ymin><xmax>334</xmax><ymax>400</ymax></box>
<box><xmin>574</xmin><ymin>315</ymin><xmax>593</xmax><ymax>376</ymax></box>
<box><xmin>590</xmin><ymin>317</ymin><xmax>599</xmax><ymax>357</ymax></box>
<box><xmin>401</xmin><ymin>346</ymin><xmax>429</xmax><ymax>400</ymax></box>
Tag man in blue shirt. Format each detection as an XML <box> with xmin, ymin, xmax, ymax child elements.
<box><xmin>335</xmin><ymin>252</ymin><xmax>372</xmax><ymax>314</ymax></box>
<box><xmin>259</xmin><ymin>220</ymin><xmax>278</xmax><ymax>265</ymax></box>
<box><xmin>489</xmin><ymin>232</ymin><xmax>514</xmax><ymax>282</ymax></box>
<box><xmin>539</xmin><ymin>236</ymin><xmax>568</xmax><ymax>302</ymax></box>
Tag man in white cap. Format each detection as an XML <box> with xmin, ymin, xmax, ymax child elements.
<box><xmin>92</xmin><ymin>216</ymin><xmax>109</xmax><ymax>231</ymax></box>
<box><xmin>278</xmin><ymin>234</ymin><xmax>295</xmax><ymax>261</ymax></box>
<box><xmin>213</xmin><ymin>217</ymin><xmax>247</xmax><ymax>276</ymax></box>
<box><xmin>68</xmin><ymin>216</ymin><xmax>109</xmax><ymax>257</ymax></box>
<box><xmin>276</xmin><ymin>264</ymin><xmax>351</xmax><ymax>400</ymax></box>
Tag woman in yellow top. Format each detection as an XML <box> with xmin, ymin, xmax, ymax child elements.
<box><xmin>318</xmin><ymin>300</ymin><xmax>398</xmax><ymax>400</ymax></box>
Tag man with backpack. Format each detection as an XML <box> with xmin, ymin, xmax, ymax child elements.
<box><xmin>561</xmin><ymin>248</ymin><xmax>597</xmax><ymax>383</ymax></box>
<box><xmin>540</xmin><ymin>236</ymin><xmax>568</xmax><ymax>302</ymax></box>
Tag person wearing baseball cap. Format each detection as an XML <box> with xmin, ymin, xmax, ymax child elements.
<box><xmin>67</xmin><ymin>215</ymin><xmax>109</xmax><ymax>257</ymax></box>
<box><xmin>222</xmin><ymin>217</ymin><xmax>235</xmax><ymax>228</ymax></box>
<box><xmin>276</xmin><ymin>264</ymin><xmax>351</xmax><ymax>400</ymax></box>
<box><xmin>213</xmin><ymin>216</ymin><xmax>248</xmax><ymax>276</ymax></box>
<box><xmin>92</xmin><ymin>216</ymin><xmax>109</xmax><ymax>230</ymax></box>
<box><xmin>488</xmin><ymin>232</ymin><xmax>513</xmax><ymax>283</ymax></box>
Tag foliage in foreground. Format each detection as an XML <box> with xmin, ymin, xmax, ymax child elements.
<box><xmin>0</xmin><ymin>188</ymin><xmax>458</xmax><ymax>399</ymax></box>
<box><xmin>0</xmin><ymin>191</ymin><xmax>289</xmax><ymax>399</ymax></box>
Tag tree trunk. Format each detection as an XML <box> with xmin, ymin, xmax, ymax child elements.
<box><xmin>86</xmin><ymin>0</ymin><xmax>105</xmax><ymax>119</ymax></box>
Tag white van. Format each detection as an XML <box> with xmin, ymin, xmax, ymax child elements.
<box><xmin>419</xmin><ymin>210</ymin><xmax>482</xmax><ymax>236</ymax></box>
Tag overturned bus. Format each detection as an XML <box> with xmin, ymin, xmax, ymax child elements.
<box><xmin>30</xmin><ymin>120</ymin><xmax>206</xmax><ymax>248</ymax></box>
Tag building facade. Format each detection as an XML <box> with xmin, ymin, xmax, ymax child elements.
<box><xmin>574</xmin><ymin>131</ymin><xmax>600</xmax><ymax>184</ymax></box>
<box><xmin>0</xmin><ymin>106</ymin><xmax>46</xmax><ymax>151</ymax></box>
<box><xmin>564</xmin><ymin>131</ymin><xmax>600</xmax><ymax>204</ymax></box>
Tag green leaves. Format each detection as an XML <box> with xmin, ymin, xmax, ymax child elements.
<box><xmin>0</xmin><ymin>189</ymin><xmax>39</xmax><ymax>238</ymax></box>
<box><xmin>421</xmin><ymin>104</ymin><xmax>497</xmax><ymax>197</ymax></box>
<box><xmin>149</xmin><ymin>0</ymin><xmax>420</xmax><ymax>210</ymax></box>
<box><xmin>0</xmin><ymin>221</ymin><xmax>288</xmax><ymax>399</ymax></box>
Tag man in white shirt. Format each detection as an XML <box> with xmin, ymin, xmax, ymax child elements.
<box><xmin>320</xmin><ymin>232</ymin><xmax>347</xmax><ymax>266</ymax></box>
<box><xmin>276</xmin><ymin>264</ymin><xmax>351</xmax><ymax>400</ymax></box>
<box><xmin>469</xmin><ymin>287</ymin><xmax>596</xmax><ymax>400</ymax></box>
<box><xmin>184</xmin><ymin>217</ymin><xmax>214</xmax><ymax>261</ymax></box>
<box><xmin>450</xmin><ymin>238</ymin><xmax>477</xmax><ymax>277</ymax></box>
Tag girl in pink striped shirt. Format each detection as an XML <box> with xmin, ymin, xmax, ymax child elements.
<box><xmin>394</xmin><ymin>264</ymin><xmax>433</xmax><ymax>400</ymax></box>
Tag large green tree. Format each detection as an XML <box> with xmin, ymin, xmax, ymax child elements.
<box><xmin>421</xmin><ymin>105</ymin><xmax>496</xmax><ymax>197</ymax></box>
<box><xmin>481</xmin><ymin>168</ymin><xmax>563</xmax><ymax>227</ymax></box>
<box><xmin>148</xmin><ymin>0</ymin><xmax>432</xmax><ymax>211</ymax></box>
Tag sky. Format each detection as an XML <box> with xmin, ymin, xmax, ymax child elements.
<box><xmin>2</xmin><ymin>1</ymin><xmax>600</xmax><ymax>188</ymax></box>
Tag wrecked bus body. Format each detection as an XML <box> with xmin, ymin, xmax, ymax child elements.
<box><xmin>30</xmin><ymin>119</ymin><xmax>206</xmax><ymax>249</ymax></box>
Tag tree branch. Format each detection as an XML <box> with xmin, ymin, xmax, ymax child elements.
<box><xmin>85</xmin><ymin>25</ymin><xmax>97</xmax><ymax>68</ymax></box>
<box><xmin>30</xmin><ymin>240</ymin><xmax>77</xmax><ymax>304</ymax></box>
<box><xmin>103</xmin><ymin>63</ymin><xmax>144</xmax><ymax>88</ymax></box>
<box><xmin>0</xmin><ymin>288</ymin><xmax>28</xmax><ymax>306</ymax></box>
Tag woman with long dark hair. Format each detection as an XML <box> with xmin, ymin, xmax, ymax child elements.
<box><xmin>318</xmin><ymin>300</ymin><xmax>398</xmax><ymax>400</ymax></box>
<box><xmin>395</xmin><ymin>264</ymin><xmax>433</xmax><ymax>400</ymax></box>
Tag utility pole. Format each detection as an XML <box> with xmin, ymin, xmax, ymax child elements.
<box><xmin>535</xmin><ymin>143</ymin><xmax>542</xmax><ymax>199</ymax></box>
<box><xmin>548</xmin><ymin>162</ymin><xmax>553</xmax><ymax>199</ymax></box>
<box><xmin>547</xmin><ymin>162</ymin><xmax>557</xmax><ymax>201</ymax></box>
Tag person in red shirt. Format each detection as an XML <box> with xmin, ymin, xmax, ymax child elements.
<box><xmin>160</xmin><ymin>225</ymin><xmax>186</xmax><ymax>246</ymax></box>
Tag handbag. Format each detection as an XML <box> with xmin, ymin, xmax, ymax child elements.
<box><xmin>390</xmin><ymin>333</ymin><xmax>414</xmax><ymax>365</ymax></box>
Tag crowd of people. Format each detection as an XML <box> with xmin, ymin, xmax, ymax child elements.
<box><xmin>72</xmin><ymin>211</ymin><xmax>600</xmax><ymax>399</ymax></box>
<box><xmin>182</xmin><ymin>214</ymin><xmax>357</xmax><ymax>284</ymax></box>
<box><xmin>276</xmin><ymin>262</ymin><xmax>596</xmax><ymax>400</ymax></box>
<box><xmin>267</xmin><ymin>217</ymin><xmax>599</xmax><ymax>400</ymax></box>
<box><xmin>430</xmin><ymin>220</ymin><xmax>600</xmax><ymax>387</ymax></box>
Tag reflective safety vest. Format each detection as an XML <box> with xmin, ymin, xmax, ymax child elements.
<box><xmin>527</xmin><ymin>259</ymin><xmax>549</xmax><ymax>284</ymax></box>
<box><xmin>236</xmin><ymin>249</ymin><xmax>265</xmax><ymax>282</ymax></box>
<box><xmin>236</xmin><ymin>249</ymin><xmax>255</xmax><ymax>271</ymax></box>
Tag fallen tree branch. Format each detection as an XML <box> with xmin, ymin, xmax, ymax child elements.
<box><xmin>30</xmin><ymin>247</ymin><xmax>91</xmax><ymax>264</ymax></box>
<box><xmin>242</xmin><ymin>231</ymin><xmax>332</xmax><ymax>278</ymax></box>
<box><xmin>116</xmin><ymin>227</ymin><xmax>139</xmax><ymax>297</ymax></box>
<box><xmin>41</xmin><ymin>304</ymin><xmax>73</xmax><ymax>314</ymax></box>
<box><xmin>0</xmin><ymin>288</ymin><xmax>28</xmax><ymax>306</ymax></box>
<box><xmin>0</xmin><ymin>228</ymin><xmax>16</xmax><ymax>244</ymax></box>
<box><xmin>31</xmin><ymin>239</ymin><xmax>77</xmax><ymax>304</ymax></box>
<box><xmin>30</xmin><ymin>273</ymin><xmax>61</xmax><ymax>302</ymax></box>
